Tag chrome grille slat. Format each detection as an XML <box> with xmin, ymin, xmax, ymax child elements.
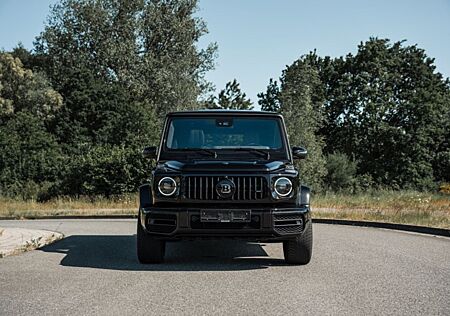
<box><xmin>238</xmin><ymin>177</ymin><xmax>240</xmax><ymax>200</ymax></box>
<box><xmin>231</xmin><ymin>177</ymin><xmax>235</xmax><ymax>200</ymax></box>
<box><xmin>188</xmin><ymin>177</ymin><xmax>191</xmax><ymax>199</ymax></box>
<box><xmin>194</xmin><ymin>177</ymin><xmax>197</xmax><ymax>199</ymax></box>
<box><xmin>260</xmin><ymin>177</ymin><xmax>263</xmax><ymax>199</ymax></box>
<box><xmin>251</xmin><ymin>177</ymin><xmax>254</xmax><ymax>200</ymax></box>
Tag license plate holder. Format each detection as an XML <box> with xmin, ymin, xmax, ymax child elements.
<box><xmin>200</xmin><ymin>210</ymin><xmax>251</xmax><ymax>223</ymax></box>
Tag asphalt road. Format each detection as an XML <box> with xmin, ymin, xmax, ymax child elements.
<box><xmin>0</xmin><ymin>219</ymin><xmax>449</xmax><ymax>315</ymax></box>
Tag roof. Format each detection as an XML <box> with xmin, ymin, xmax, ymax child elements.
<box><xmin>167</xmin><ymin>109</ymin><xmax>282</xmax><ymax>117</ymax></box>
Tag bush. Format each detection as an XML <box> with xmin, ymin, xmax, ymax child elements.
<box><xmin>58</xmin><ymin>144</ymin><xmax>149</xmax><ymax>197</ymax></box>
<box><xmin>435</xmin><ymin>150</ymin><xmax>450</xmax><ymax>183</ymax></box>
<box><xmin>0</xmin><ymin>112</ymin><xmax>63</xmax><ymax>199</ymax></box>
<box><xmin>439</xmin><ymin>183</ymin><xmax>450</xmax><ymax>194</ymax></box>
<box><xmin>325</xmin><ymin>153</ymin><xmax>358</xmax><ymax>192</ymax></box>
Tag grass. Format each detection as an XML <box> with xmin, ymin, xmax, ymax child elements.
<box><xmin>0</xmin><ymin>195</ymin><xmax>138</xmax><ymax>218</ymax></box>
<box><xmin>0</xmin><ymin>190</ymin><xmax>449</xmax><ymax>229</ymax></box>
<box><xmin>314</xmin><ymin>190</ymin><xmax>450</xmax><ymax>229</ymax></box>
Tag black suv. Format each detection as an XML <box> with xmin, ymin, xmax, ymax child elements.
<box><xmin>137</xmin><ymin>110</ymin><xmax>312</xmax><ymax>264</ymax></box>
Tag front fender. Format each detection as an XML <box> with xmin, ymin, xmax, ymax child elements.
<box><xmin>297</xmin><ymin>185</ymin><xmax>310</xmax><ymax>207</ymax></box>
<box><xmin>139</xmin><ymin>184</ymin><xmax>153</xmax><ymax>208</ymax></box>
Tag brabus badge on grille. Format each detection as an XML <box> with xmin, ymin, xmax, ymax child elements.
<box><xmin>216</xmin><ymin>179</ymin><xmax>235</xmax><ymax>199</ymax></box>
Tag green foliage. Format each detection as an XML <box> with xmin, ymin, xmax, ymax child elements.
<box><xmin>279</xmin><ymin>60</ymin><xmax>327</xmax><ymax>191</ymax></box>
<box><xmin>206</xmin><ymin>79</ymin><xmax>253</xmax><ymax>110</ymax></box>
<box><xmin>257</xmin><ymin>78</ymin><xmax>280</xmax><ymax>112</ymax></box>
<box><xmin>325</xmin><ymin>153</ymin><xmax>357</xmax><ymax>192</ymax></box>
<box><xmin>0</xmin><ymin>112</ymin><xmax>63</xmax><ymax>199</ymax></box>
<box><xmin>0</xmin><ymin>52</ymin><xmax>62</xmax><ymax>121</ymax></box>
<box><xmin>315</xmin><ymin>39</ymin><xmax>450</xmax><ymax>190</ymax></box>
<box><xmin>49</xmin><ymin>65</ymin><xmax>159</xmax><ymax>146</ymax></box>
<box><xmin>34</xmin><ymin>0</ymin><xmax>217</xmax><ymax>117</ymax></box>
<box><xmin>58</xmin><ymin>144</ymin><xmax>149</xmax><ymax>197</ymax></box>
<box><xmin>0</xmin><ymin>0</ymin><xmax>215</xmax><ymax>199</ymax></box>
<box><xmin>2</xmin><ymin>2</ymin><xmax>450</xmax><ymax>199</ymax></box>
<box><xmin>434</xmin><ymin>150</ymin><xmax>450</xmax><ymax>183</ymax></box>
<box><xmin>0</xmin><ymin>52</ymin><xmax>64</xmax><ymax>199</ymax></box>
<box><xmin>261</xmin><ymin>39</ymin><xmax>450</xmax><ymax>192</ymax></box>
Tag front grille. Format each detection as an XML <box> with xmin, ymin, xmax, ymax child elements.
<box><xmin>273</xmin><ymin>213</ymin><xmax>304</xmax><ymax>235</ymax></box>
<box><xmin>184</xmin><ymin>176</ymin><xmax>268</xmax><ymax>200</ymax></box>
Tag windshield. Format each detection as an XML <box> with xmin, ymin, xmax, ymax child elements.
<box><xmin>165</xmin><ymin>117</ymin><xmax>284</xmax><ymax>150</ymax></box>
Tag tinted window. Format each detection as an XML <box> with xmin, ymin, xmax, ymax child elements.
<box><xmin>166</xmin><ymin>117</ymin><xmax>283</xmax><ymax>150</ymax></box>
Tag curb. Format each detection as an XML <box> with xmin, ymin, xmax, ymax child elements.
<box><xmin>1</xmin><ymin>215</ymin><xmax>449</xmax><ymax>238</ymax></box>
<box><xmin>0</xmin><ymin>228</ymin><xmax>64</xmax><ymax>258</ymax></box>
<box><xmin>312</xmin><ymin>218</ymin><xmax>450</xmax><ymax>237</ymax></box>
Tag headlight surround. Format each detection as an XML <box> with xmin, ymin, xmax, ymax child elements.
<box><xmin>158</xmin><ymin>177</ymin><xmax>177</xmax><ymax>196</ymax></box>
<box><xmin>274</xmin><ymin>177</ymin><xmax>293</xmax><ymax>197</ymax></box>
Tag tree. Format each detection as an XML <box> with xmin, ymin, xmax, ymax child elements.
<box><xmin>0</xmin><ymin>52</ymin><xmax>62</xmax><ymax>122</ymax></box>
<box><xmin>0</xmin><ymin>53</ymin><xmax>63</xmax><ymax>198</ymax></box>
<box><xmin>258</xmin><ymin>78</ymin><xmax>280</xmax><ymax>112</ymax></box>
<box><xmin>49</xmin><ymin>64</ymin><xmax>159</xmax><ymax>147</ymax></box>
<box><xmin>206</xmin><ymin>79</ymin><xmax>253</xmax><ymax>110</ymax></box>
<box><xmin>34</xmin><ymin>0</ymin><xmax>217</xmax><ymax>118</ymax></box>
<box><xmin>278</xmin><ymin>60</ymin><xmax>327</xmax><ymax>191</ymax></box>
<box><xmin>317</xmin><ymin>39</ymin><xmax>450</xmax><ymax>189</ymax></box>
<box><xmin>432</xmin><ymin>88</ymin><xmax>450</xmax><ymax>183</ymax></box>
<box><xmin>7</xmin><ymin>0</ymin><xmax>218</xmax><ymax>198</ymax></box>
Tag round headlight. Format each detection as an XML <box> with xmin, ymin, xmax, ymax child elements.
<box><xmin>158</xmin><ymin>177</ymin><xmax>177</xmax><ymax>196</ymax></box>
<box><xmin>274</xmin><ymin>177</ymin><xmax>293</xmax><ymax>197</ymax></box>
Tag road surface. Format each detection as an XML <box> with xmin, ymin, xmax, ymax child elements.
<box><xmin>0</xmin><ymin>219</ymin><xmax>449</xmax><ymax>315</ymax></box>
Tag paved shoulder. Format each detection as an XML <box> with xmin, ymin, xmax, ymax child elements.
<box><xmin>0</xmin><ymin>227</ymin><xmax>63</xmax><ymax>258</ymax></box>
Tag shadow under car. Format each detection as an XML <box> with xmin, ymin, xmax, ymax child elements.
<box><xmin>40</xmin><ymin>235</ymin><xmax>288</xmax><ymax>271</ymax></box>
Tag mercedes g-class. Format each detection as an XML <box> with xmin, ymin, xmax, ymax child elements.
<box><xmin>137</xmin><ymin>110</ymin><xmax>312</xmax><ymax>264</ymax></box>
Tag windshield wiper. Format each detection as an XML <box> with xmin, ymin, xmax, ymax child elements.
<box><xmin>230</xmin><ymin>148</ymin><xmax>271</xmax><ymax>160</ymax></box>
<box><xmin>177</xmin><ymin>148</ymin><xmax>218</xmax><ymax>159</ymax></box>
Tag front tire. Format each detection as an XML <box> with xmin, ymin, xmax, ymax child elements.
<box><xmin>137</xmin><ymin>220</ymin><xmax>166</xmax><ymax>264</ymax></box>
<box><xmin>283</xmin><ymin>220</ymin><xmax>313</xmax><ymax>265</ymax></box>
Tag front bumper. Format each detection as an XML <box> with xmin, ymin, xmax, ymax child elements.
<box><xmin>139</xmin><ymin>206</ymin><xmax>311</xmax><ymax>241</ymax></box>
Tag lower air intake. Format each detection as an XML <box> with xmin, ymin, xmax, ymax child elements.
<box><xmin>147</xmin><ymin>213</ymin><xmax>177</xmax><ymax>234</ymax></box>
<box><xmin>273</xmin><ymin>213</ymin><xmax>304</xmax><ymax>235</ymax></box>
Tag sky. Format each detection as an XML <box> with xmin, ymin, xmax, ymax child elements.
<box><xmin>1</xmin><ymin>0</ymin><xmax>449</xmax><ymax>105</ymax></box>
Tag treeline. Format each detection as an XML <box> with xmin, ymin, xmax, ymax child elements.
<box><xmin>1</xmin><ymin>0</ymin><xmax>216</xmax><ymax>200</ymax></box>
<box><xmin>258</xmin><ymin>40</ymin><xmax>450</xmax><ymax>192</ymax></box>
<box><xmin>0</xmin><ymin>0</ymin><xmax>449</xmax><ymax>200</ymax></box>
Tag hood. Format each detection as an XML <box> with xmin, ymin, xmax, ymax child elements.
<box><xmin>156</xmin><ymin>160</ymin><xmax>291</xmax><ymax>173</ymax></box>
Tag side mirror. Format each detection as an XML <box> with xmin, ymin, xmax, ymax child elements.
<box><xmin>143</xmin><ymin>146</ymin><xmax>158</xmax><ymax>159</ymax></box>
<box><xmin>292</xmin><ymin>146</ymin><xmax>307</xmax><ymax>159</ymax></box>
